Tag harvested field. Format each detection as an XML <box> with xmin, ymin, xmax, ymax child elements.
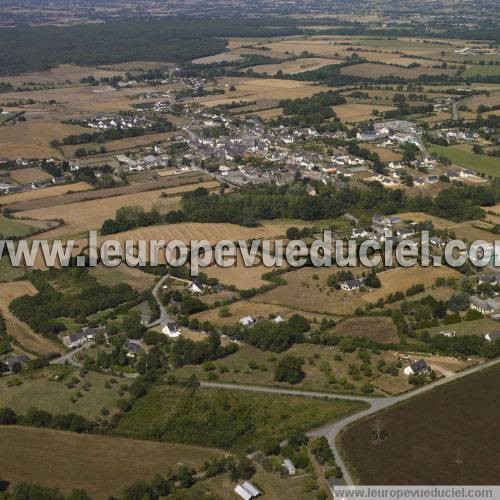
<box><xmin>198</xmin><ymin>77</ymin><xmax>332</xmax><ymax>108</ymax></box>
<box><xmin>333</xmin><ymin>103</ymin><xmax>396</xmax><ymax>122</ymax></box>
<box><xmin>257</xmin><ymin>266</ymin><xmax>367</xmax><ymax>316</ymax></box>
<box><xmin>247</xmin><ymin>57</ymin><xmax>341</xmax><ymax>75</ymax></box>
<box><xmin>0</xmin><ymin>281</ymin><xmax>60</xmax><ymax>355</ymax></box>
<box><xmin>364</xmin><ymin>144</ymin><xmax>403</xmax><ymax>162</ymax></box>
<box><xmin>248</xmin><ymin>107</ymin><xmax>284</xmax><ymax>120</ymax></box>
<box><xmin>15</xmin><ymin>181</ymin><xmax>219</xmax><ymax>239</ymax></box>
<box><xmin>62</xmin><ymin>130</ymin><xmax>177</xmax><ymax>156</ymax></box>
<box><xmin>365</xmin><ymin>266</ymin><xmax>461</xmax><ymax>302</ymax></box>
<box><xmin>97</xmin><ymin>219</ymin><xmax>293</xmax><ymax>247</ymax></box>
<box><xmin>8</xmin><ymin>167</ymin><xmax>51</xmax><ymax>184</ymax></box>
<box><xmin>192</xmin><ymin>52</ymin><xmax>244</xmax><ymax>64</ymax></box>
<box><xmin>0</xmin><ymin>181</ymin><xmax>92</xmax><ymax>206</ymax></box>
<box><xmin>203</xmin><ymin>252</ymin><xmax>270</xmax><ymax>289</ymax></box>
<box><xmin>0</xmin><ymin>121</ymin><xmax>89</xmax><ymax>159</ymax></box>
<box><xmin>194</xmin><ymin>295</ymin><xmax>338</xmax><ymax>327</ymax></box>
<box><xmin>340</xmin><ymin>62</ymin><xmax>455</xmax><ymax>79</ymax></box>
<box><xmin>3</xmin><ymin>172</ymin><xmax>210</xmax><ymax>212</ymax></box>
<box><xmin>340</xmin><ymin>363</ymin><xmax>500</xmax><ymax>485</ymax></box>
<box><xmin>0</xmin><ymin>64</ymin><xmax>125</xmax><ymax>85</ymax></box>
<box><xmin>332</xmin><ymin>316</ymin><xmax>399</xmax><ymax>343</ymax></box>
<box><xmin>0</xmin><ymin>426</ymin><xmax>221</xmax><ymax>499</ymax></box>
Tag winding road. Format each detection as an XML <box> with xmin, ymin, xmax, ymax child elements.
<box><xmin>202</xmin><ymin>356</ymin><xmax>500</xmax><ymax>485</ymax></box>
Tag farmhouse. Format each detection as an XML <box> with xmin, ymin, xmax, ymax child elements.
<box><xmin>5</xmin><ymin>354</ymin><xmax>29</xmax><ymax>372</ymax></box>
<box><xmin>162</xmin><ymin>319</ymin><xmax>182</xmax><ymax>338</ymax></box>
<box><xmin>62</xmin><ymin>331</ymin><xmax>88</xmax><ymax>349</ymax></box>
<box><xmin>404</xmin><ymin>359</ymin><xmax>430</xmax><ymax>376</ymax></box>
<box><xmin>470</xmin><ymin>296</ymin><xmax>500</xmax><ymax>316</ymax></box>
<box><xmin>124</xmin><ymin>340</ymin><xmax>143</xmax><ymax>358</ymax></box>
<box><xmin>187</xmin><ymin>278</ymin><xmax>203</xmax><ymax>294</ymax></box>
<box><xmin>439</xmin><ymin>330</ymin><xmax>456</xmax><ymax>338</ymax></box>
<box><xmin>341</xmin><ymin>279</ymin><xmax>361</xmax><ymax>291</ymax></box>
<box><xmin>485</xmin><ymin>331</ymin><xmax>500</xmax><ymax>342</ymax></box>
<box><xmin>239</xmin><ymin>316</ymin><xmax>255</xmax><ymax>327</ymax></box>
<box><xmin>234</xmin><ymin>482</ymin><xmax>262</xmax><ymax>500</ymax></box>
<box><xmin>62</xmin><ymin>326</ymin><xmax>107</xmax><ymax>349</ymax></box>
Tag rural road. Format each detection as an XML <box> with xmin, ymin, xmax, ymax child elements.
<box><xmin>202</xmin><ymin>356</ymin><xmax>500</xmax><ymax>485</ymax></box>
<box><xmin>452</xmin><ymin>96</ymin><xmax>473</xmax><ymax>121</ymax></box>
<box><xmin>50</xmin><ymin>342</ymin><xmax>93</xmax><ymax>367</ymax></box>
<box><xmin>146</xmin><ymin>273</ymin><xmax>170</xmax><ymax>328</ymax></box>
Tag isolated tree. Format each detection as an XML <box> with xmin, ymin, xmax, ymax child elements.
<box><xmin>371</xmin><ymin>418</ymin><xmax>387</xmax><ymax>442</ymax></box>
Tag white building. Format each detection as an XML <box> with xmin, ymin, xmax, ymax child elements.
<box><xmin>234</xmin><ymin>482</ymin><xmax>262</xmax><ymax>500</ymax></box>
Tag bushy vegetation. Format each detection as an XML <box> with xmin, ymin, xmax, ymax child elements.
<box><xmin>10</xmin><ymin>269</ymin><xmax>137</xmax><ymax>337</ymax></box>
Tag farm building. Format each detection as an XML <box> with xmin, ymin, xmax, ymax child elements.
<box><xmin>234</xmin><ymin>482</ymin><xmax>261</xmax><ymax>500</ymax></box>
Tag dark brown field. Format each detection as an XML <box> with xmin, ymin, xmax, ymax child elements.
<box><xmin>332</xmin><ymin>316</ymin><xmax>399</xmax><ymax>343</ymax></box>
<box><xmin>340</xmin><ymin>363</ymin><xmax>500</xmax><ymax>485</ymax></box>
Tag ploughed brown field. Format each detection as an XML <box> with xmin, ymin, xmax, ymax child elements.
<box><xmin>0</xmin><ymin>426</ymin><xmax>222</xmax><ymax>499</ymax></box>
<box><xmin>340</xmin><ymin>363</ymin><xmax>500</xmax><ymax>485</ymax></box>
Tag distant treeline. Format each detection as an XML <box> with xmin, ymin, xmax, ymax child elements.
<box><xmin>0</xmin><ymin>18</ymin><xmax>301</xmax><ymax>76</ymax></box>
<box><xmin>101</xmin><ymin>179</ymin><xmax>500</xmax><ymax>237</ymax></box>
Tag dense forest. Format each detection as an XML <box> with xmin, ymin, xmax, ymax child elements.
<box><xmin>0</xmin><ymin>18</ymin><xmax>301</xmax><ymax>76</ymax></box>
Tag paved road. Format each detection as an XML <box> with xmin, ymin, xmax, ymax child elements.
<box><xmin>202</xmin><ymin>356</ymin><xmax>500</xmax><ymax>485</ymax></box>
<box><xmin>50</xmin><ymin>342</ymin><xmax>94</xmax><ymax>367</ymax></box>
<box><xmin>146</xmin><ymin>273</ymin><xmax>170</xmax><ymax>328</ymax></box>
<box><xmin>452</xmin><ymin>96</ymin><xmax>473</xmax><ymax>121</ymax></box>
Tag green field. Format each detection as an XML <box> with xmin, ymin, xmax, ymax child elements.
<box><xmin>0</xmin><ymin>214</ymin><xmax>36</xmax><ymax>238</ymax></box>
<box><xmin>0</xmin><ymin>366</ymin><xmax>123</xmax><ymax>420</ymax></box>
<box><xmin>417</xmin><ymin>317</ymin><xmax>500</xmax><ymax>337</ymax></box>
<box><xmin>429</xmin><ymin>145</ymin><xmax>500</xmax><ymax>177</ymax></box>
<box><xmin>461</xmin><ymin>64</ymin><xmax>500</xmax><ymax>77</ymax></box>
<box><xmin>116</xmin><ymin>383</ymin><xmax>367</xmax><ymax>452</ymax></box>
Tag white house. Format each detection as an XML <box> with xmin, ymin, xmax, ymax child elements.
<box><xmin>283</xmin><ymin>458</ymin><xmax>296</xmax><ymax>475</ymax></box>
<box><xmin>404</xmin><ymin>359</ymin><xmax>430</xmax><ymax>376</ymax></box>
<box><xmin>485</xmin><ymin>331</ymin><xmax>500</xmax><ymax>342</ymax></box>
<box><xmin>234</xmin><ymin>482</ymin><xmax>262</xmax><ymax>500</ymax></box>
<box><xmin>239</xmin><ymin>316</ymin><xmax>255</xmax><ymax>327</ymax></box>
<box><xmin>162</xmin><ymin>319</ymin><xmax>182</xmax><ymax>339</ymax></box>
<box><xmin>187</xmin><ymin>278</ymin><xmax>203</xmax><ymax>294</ymax></box>
<box><xmin>340</xmin><ymin>279</ymin><xmax>361</xmax><ymax>292</ymax></box>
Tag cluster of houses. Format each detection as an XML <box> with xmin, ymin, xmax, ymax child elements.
<box><xmin>351</xmin><ymin>214</ymin><xmax>417</xmax><ymax>243</ymax></box>
<box><xmin>62</xmin><ymin>326</ymin><xmax>108</xmax><ymax>349</ymax></box>
<box><xmin>357</xmin><ymin>120</ymin><xmax>425</xmax><ymax>153</ymax></box>
<box><xmin>85</xmin><ymin>114</ymin><xmax>155</xmax><ymax>131</ymax></box>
